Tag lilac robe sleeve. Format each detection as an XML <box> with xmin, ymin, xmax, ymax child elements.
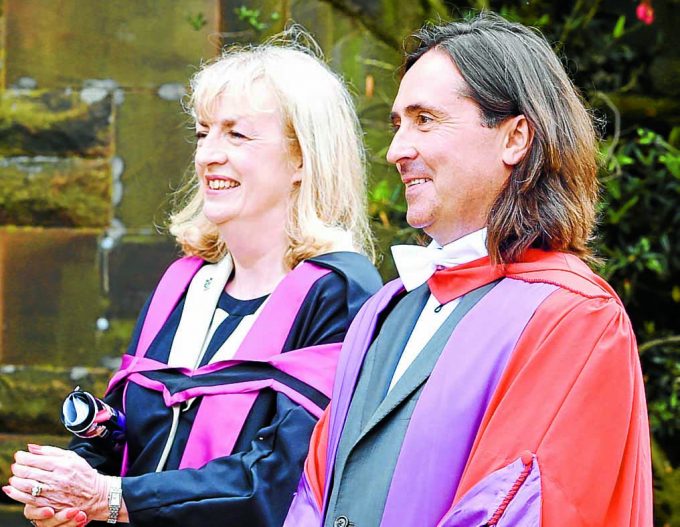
<box><xmin>438</xmin><ymin>454</ymin><xmax>542</xmax><ymax>527</ymax></box>
<box><xmin>284</xmin><ymin>474</ymin><xmax>323</xmax><ymax>526</ymax></box>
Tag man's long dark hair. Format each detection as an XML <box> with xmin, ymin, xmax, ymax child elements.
<box><xmin>405</xmin><ymin>13</ymin><xmax>600</xmax><ymax>264</ymax></box>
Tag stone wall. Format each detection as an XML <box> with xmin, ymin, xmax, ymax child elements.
<box><xmin>0</xmin><ymin>1</ymin><xmax>411</xmax><ymax>518</ymax></box>
<box><xmin>0</xmin><ymin>1</ymin><xmax>219</xmax><ymax>516</ymax></box>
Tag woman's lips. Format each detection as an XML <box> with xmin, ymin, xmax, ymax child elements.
<box><xmin>205</xmin><ymin>176</ymin><xmax>240</xmax><ymax>191</ymax></box>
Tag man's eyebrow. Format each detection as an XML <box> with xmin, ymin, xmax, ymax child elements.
<box><xmin>405</xmin><ymin>103</ymin><xmax>447</xmax><ymax>115</ymax></box>
<box><xmin>391</xmin><ymin>103</ymin><xmax>447</xmax><ymax>121</ymax></box>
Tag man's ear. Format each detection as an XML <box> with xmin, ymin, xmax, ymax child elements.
<box><xmin>501</xmin><ymin>115</ymin><xmax>533</xmax><ymax>167</ymax></box>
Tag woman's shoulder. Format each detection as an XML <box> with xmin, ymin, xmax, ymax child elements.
<box><xmin>305</xmin><ymin>251</ymin><xmax>382</xmax><ymax>296</ymax></box>
<box><xmin>280</xmin><ymin>252</ymin><xmax>381</xmax><ymax>350</ymax></box>
<box><xmin>300</xmin><ymin>251</ymin><xmax>382</xmax><ymax>322</ymax></box>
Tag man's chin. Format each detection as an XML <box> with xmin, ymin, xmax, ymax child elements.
<box><xmin>406</xmin><ymin>210</ymin><xmax>434</xmax><ymax>230</ymax></box>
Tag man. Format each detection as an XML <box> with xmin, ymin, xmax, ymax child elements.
<box><xmin>285</xmin><ymin>13</ymin><xmax>652</xmax><ymax>527</ymax></box>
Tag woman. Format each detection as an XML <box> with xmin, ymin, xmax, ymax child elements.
<box><xmin>4</xmin><ymin>36</ymin><xmax>381</xmax><ymax>526</ymax></box>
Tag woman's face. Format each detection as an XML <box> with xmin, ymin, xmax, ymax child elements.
<box><xmin>194</xmin><ymin>84</ymin><xmax>301</xmax><ymax>230</ymax></box>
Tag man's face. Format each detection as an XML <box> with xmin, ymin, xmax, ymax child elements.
<box><xmin>387</xmin><ymin>49</ymin><xmax>513</xmax><ymax>245</ymax></box>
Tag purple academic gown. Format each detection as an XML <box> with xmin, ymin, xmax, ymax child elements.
<box><xmin>286</xmin><ymin>276</ymin><xmax>557</xmax><ymax>526</ymax></box>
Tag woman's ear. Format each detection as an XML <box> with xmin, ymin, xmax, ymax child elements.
<box><xmin>501</xmin><ymin>115</ymin><xmax>533</xmax><ymax>167</ymax></box>
<box><xmin>290</xmin><ymin>142</ymin><xmax>303</xmax><ymax>183</ymax></box>
<box><xmin>291</xmin><ymin>165</ymin><xmax>303</xmax><ymax>184</ymax></box>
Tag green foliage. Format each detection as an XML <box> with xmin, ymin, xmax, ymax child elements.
<box><xmin>597</xmin><ymin>128</ymin><xmax>680</xmax><ymax>323</ymax></box>
<box><xmin>186</xmin><ymin>12</ymin><xmax>208</xmax><ymax>31</ymax></box>
<box><xmin>652</xmin><ymin>438</ymin><xmax>680</xmax><ymax>526</ymax></box>
<box><xmin>645</xmin><ymin>339</ymin><xmax>680</xmax><ymax>437</ymax></box>
<box><xmin>478</xmin><ymin>1</ymin><xmax>657</xmax><ymax>95</ymax></box>
<box><xmin>234</xmin><ymin>6</ymin><xmax>280</xmax><ymax>33</ymax></box>
<box><xmin>596</xmin><ymin>131</ymin><xmax>680</xmax><ymax>474</ymax></box>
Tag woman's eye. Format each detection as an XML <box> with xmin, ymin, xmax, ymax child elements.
<box><xmin>195</xmin><ymin>130</ymin><xmax>207</xmax><ymax>141</ymax></box>
<box><xmin>229</xmin><ymin>130</ymin><xmax>247</xmax><ymax>140</ymax></box>
<box><xmin>416</xmin><ymin>114</ymin><xmax>434</xmax><ymax>126</ymax></box>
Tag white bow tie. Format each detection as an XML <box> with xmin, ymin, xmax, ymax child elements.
<box><xmin>391</xmin><ymin>244</ymin><xmax>471</xmax><ymax>291</ymax></box>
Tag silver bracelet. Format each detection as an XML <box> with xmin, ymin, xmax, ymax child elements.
<box><xmin>107</xmin><ymin>476</ymin><xmax>122</xmax><ymax>524</ymax></box>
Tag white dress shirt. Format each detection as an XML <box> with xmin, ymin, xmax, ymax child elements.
<box><xmin>388</xmin><ymin>229</ymin><xmax>488</xmax><ymax>391</ymax></box>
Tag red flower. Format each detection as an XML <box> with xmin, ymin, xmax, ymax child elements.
<box><xmin>636</xmin><ymin>1</ymin><xmax>654</xmax><ymax>25</ymax></box>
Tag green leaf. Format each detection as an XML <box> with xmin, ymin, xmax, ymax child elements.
<box><xmin>605</xmin><ymin>178</ymin><xmax>621</xmax><ymax>199</ymax></box>
<box><xmin>186</xmin><ymin>12</ymin><xmax>207</xmax><ymax>31</ymax></box>
<box><xmin>607</xmin><ymin>195</ymin><xmax>639</xmax><ymax>223</ymax></box>
<box><xmin>370</xmin><ymin>180</ymin><xmax>391</xmax><ymax>202</ymax></box>
<box><xmin>640</xmin><ymin>237</ymin><xmax>651</xmax><ymax>252</ymax></box>
<box><xmin>535</xmin><ymin>14</ymin><xmax>550</xmax><ymax>27</ymax></box>
<box><xmin>672</xmin><ymin>286</ymin><xmax>680</xmax><ymax>303</ymax></box>
<box><xmin>659</xmin><ymin>154</ymin><xmax>680</xmax><ymax>178</ymax></box>
<box><xmin>669</xmin><ymin>126</ymin><xmax>680</xmax><ymax>147</ymax></box>
<box><xmin>646</xmin><ymin>258</ymin><xmax>663</xmax><ymax>274</ymax></box>
<box><xmin>617</xmin><ymin>154</ymin><xmax>635</xmax><ymax>166</ymax></box>
<box><xmin>638</xmin><ymin>128</ymin><xmax>656</xmax><ymax>145</ymax></box>
<box><xmin>613</xmin><ymin>15</ymin><xmax>626</xmax><ymax>39</ymax></box>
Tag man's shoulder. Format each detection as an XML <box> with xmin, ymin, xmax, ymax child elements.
<box><xmin>505</xmin><ymin>250</ymin><xmax>621</xmax><ymax>304</ymax></box>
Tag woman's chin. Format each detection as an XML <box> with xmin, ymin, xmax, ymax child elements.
<box><xmin>202</xmin><ymin>206</ymin><xmax>237</xmax><ymax>227</ymax></box>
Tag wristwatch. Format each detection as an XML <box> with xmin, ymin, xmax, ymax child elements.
<box><xmin>107</xmin><ymin>476</ymin><xmax>122</xmax><ymax>524</ymax></box>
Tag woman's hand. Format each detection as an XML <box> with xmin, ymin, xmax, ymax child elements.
<box><xmin>24</xmin><ymin>504</ymin><xmax>88</xmax><ymax>527</ymax></box>
<box><xmin>3</xmin><ymin>444</ymin><xmax>108</xmax><ymax>521</ymax></box>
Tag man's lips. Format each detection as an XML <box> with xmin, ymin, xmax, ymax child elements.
<box><xmin>401</xmin><ymin>175</ymin><xmax>433</xmax><ymax>188</ymax></box>
<box><xmin>398</xmin><ymin>162</ymin><xmax>432</xmax><ymax>188</ymax></box>
<box><xmin>403</xmin><ymin>177</ymin><xmax>432</xmax><ymax>188</ymax></box>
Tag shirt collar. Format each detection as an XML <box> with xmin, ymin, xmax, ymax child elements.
<box><xmin>430</xmin><ymin>228</ymin><xmax>488</xmax><ymax>265</ymax></box>
<box><xmin>390</xmin><ymin>228</ymin><xmax>488</xmax><ymax>292</ymax></box>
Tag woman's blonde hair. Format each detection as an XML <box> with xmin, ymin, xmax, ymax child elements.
<box><xmin>170</xmin><ymin>30</ymin><xmax>374</xmax><ymax>268</ymax></box>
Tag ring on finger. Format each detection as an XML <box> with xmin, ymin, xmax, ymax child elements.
<box><xmin>30</xmin><ymin>483</ymin><xmax>43</xmax><ymax>497</ymax></box>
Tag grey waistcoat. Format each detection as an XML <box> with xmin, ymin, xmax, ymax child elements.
<box><xmin>324</xmin><ymin>282</ymin><xmax>496</xmax><ymax>527</ymax></box>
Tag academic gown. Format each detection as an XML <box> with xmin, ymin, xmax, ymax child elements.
<box><xmin>69</xmin><ymin>251</ymin><xmax>381</xmax><ymax>527</ymax></box>
<box><xmin>286</xmin><ymin>250</ymin><xmax>652</xmax><ymax>527</ymax></box>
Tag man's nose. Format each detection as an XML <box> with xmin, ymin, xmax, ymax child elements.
<box><xmin>386</xmin><ymin>129</ymin><xmax>417</xmax><ymax>165</ymax></box>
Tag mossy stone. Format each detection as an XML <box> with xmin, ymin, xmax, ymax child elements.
<box><xmin>0</xmin><ymin>157</ymin><xmax>111</xmax><ymax>227</ymax></box>
<box><xmin>0</xmin><ymin>90</ymin><xmax>113</xmax><ymax>158</ymax></box>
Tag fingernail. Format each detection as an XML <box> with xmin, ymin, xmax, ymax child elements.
<box><xmin>2</xmin><ymin>485</ymin><xmax>10</xmax><ymax>494</ymax></box>
<box><xmin>76</xmin><ymin>512</ymin><xmax>87</xmax><ymax>521</ymax></box>
<box><xmin>27</xmin><ymin>444</ymin><xmax>41</xmax><ymax>452</ymax></box>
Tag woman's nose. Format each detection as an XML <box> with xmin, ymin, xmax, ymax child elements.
<box><xmin>195</xmin><ymin>139</ymin><xmax>228</xmax><ymax>166</ymax></box>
